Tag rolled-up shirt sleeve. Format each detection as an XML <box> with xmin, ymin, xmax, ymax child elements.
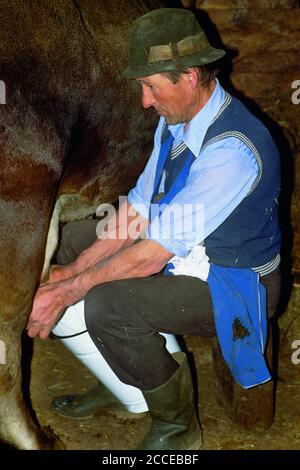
<box><xmin>146</xmin><ymin>138</ymin><xmax>259</xmax><ymax>257</ymax></box>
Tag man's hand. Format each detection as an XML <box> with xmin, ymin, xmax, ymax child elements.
<box><xmin>47</xmin><ymin>263</ymin><xmax>77</xmax><ymax>283</ymax></box>
<box><xmin>26</xmin><ymin>279</ymin><xmax>80</xmax><ymax>340</ymax></box>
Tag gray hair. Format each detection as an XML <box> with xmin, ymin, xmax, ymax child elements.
<box><xmin>163</xmin><ymin>64</ymin><xmax>218</xmax><ymax>88</ymax></box>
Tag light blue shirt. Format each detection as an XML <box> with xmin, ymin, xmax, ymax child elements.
<box><xmin>128</xmin><ymin>80</ymin><xmax>259</xmax><ymax>257</ymax></box>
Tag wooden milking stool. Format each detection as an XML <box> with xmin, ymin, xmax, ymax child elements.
<box><xmin>211</xmin><ymin>328</ymin><xmax>274</xmax><ymax>430</ymax></box>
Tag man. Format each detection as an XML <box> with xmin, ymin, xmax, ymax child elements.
<box><xmin>27</xmin><ymin>8</ymin><xmax>281</xmax><ymax>450</ymax></box>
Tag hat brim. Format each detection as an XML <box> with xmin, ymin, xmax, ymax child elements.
<box><xmin>121</xmin><ymin>46</ymin><xmax>225</xmax><ymax>79</ymax></box>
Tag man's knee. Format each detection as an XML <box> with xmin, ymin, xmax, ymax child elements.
<box><xmin>56</xmin><ymin>220</ymin><xmax>98</xmax><ymax>265</ymax></box>
<box><xmin>85</xmin><ymin>281</ymin><xmax>139</xmax><ymax>341</ymax></box>
<box><xmin>85</xmin><ymin>284</ymin><xmax>116</xmax><ymax>334</ymax></box>
<box><xmin>56</xmin><ymin>222</ymin><xmax>78</xmax><ymax>265</ymax></box>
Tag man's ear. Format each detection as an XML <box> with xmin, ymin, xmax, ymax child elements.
<box><xmin>186</xmin><ymin>68</ymin><xmax>200</xmax><ymax>89</ymax></box>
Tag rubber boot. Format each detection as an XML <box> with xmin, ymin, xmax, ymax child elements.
<box><xmin>51</xmin><ymin>381</ymin><xmax>135</xmax><ymax>420</ymax></box>
<box><xmin>136</xmin><ymin>352</ymin><xmax>202</xmax><ymax>450</ymax></box>
<box><xmin>51</xmin><ymin>300</ymin><xmax>181</xmax><ymax>419</ymax></box>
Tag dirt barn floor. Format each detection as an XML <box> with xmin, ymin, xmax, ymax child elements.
<box><xmin>30</xmin><ymin>286</ymin><xmax>300</xmax><ymax>452</ymax></box>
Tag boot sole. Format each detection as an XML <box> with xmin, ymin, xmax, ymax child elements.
<box><xmin>51</xmin><ymin>407</ymin><xmax>148</xmax><ymax>421</ymax></box>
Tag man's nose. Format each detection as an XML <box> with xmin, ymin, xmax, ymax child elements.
<box><xmin>141</xmin><ymin>86</ymin><xmax>155</xmax><ymax>109</ymax></box>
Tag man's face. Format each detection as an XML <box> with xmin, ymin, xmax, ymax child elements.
<box><xmin>137</xmin><ymin>73</ymin><xmax>197</xmax><ymax>125</ymax></box>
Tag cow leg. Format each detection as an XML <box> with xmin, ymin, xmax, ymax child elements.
<box><xmin>0</xmin><ymin>225</ymin><xmax>65</xmax><ymax>449</ymax></box>
<box><xmin>0</xmin><ymin>116</ymin><xmax>65</xmax><ymax>449</ymax></box>
<box><xmin>0</xmin><ymin>316</ymin><xmax>61</xmax><ymax>449</ymax></box>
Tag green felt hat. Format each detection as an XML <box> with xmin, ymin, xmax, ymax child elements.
<box><xmin>122</xmin><ymin>8</ymin><xmax>225</xmax><ymax>79</ymax></box>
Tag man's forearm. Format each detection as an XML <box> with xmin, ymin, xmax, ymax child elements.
<box><xmin>71</xmin><ymin>233</ymin><xmax>134</xmax><ymax>273</ymax></box>
<box><xmin>27</xmin><ymin>237</ymin><xmax>172</xmax><ymax>340</ymax></box>
<box><xmin>68</xmin><ymin>239</ymin><xmax>173</xmax><ymax>302</ymax></box>
<box><xmin>62</xmin><ymin>202</ymin><xmax>149</xmax><ymax>277</ymax></box>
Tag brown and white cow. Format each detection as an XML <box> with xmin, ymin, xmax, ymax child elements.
<box><xmin>0</xmin><ymin>0</ymin><xmax>160</xmax><ymax>449</ymax></box>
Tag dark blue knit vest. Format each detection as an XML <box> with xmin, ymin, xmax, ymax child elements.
<box><xmin>201</xmin><ymin>94</ymin><xmax>281</xmax><ymax>267</ymax></box>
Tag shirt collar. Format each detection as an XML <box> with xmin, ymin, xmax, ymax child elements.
<box><xmin>167</xmin><ymin>79</ymin><xmax>226</xmax><ymax>158</ymax></box>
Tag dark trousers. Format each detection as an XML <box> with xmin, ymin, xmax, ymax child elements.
<box><xmin>57</xmin><ymin>220</ymin><xmax>281</xmax><ymax>390</ymax></box>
